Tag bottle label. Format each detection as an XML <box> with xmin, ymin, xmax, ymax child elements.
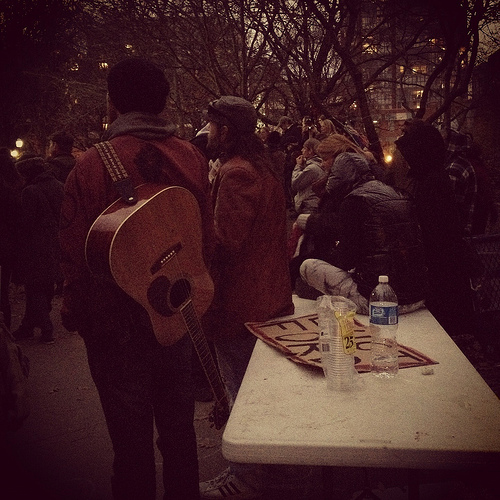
<box><xmin>370</xmin><ymin>305</ymin><xmax>398</xmax><ymax>325</ymax></box>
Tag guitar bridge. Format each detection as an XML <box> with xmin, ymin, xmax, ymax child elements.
<box><xmin>150</xmin><ymin>242</ymin><xmax>182</xmax><ymax>274</ymax></box>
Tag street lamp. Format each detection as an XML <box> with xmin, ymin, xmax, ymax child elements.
<box><xmin>15</xmin><ymin>138</ymin><xmax>23</xmax><ymax>148</ymax></box>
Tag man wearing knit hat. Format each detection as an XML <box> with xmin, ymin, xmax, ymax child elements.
<box><xmin>200</xmin><ymin>97</ymin><xmax>293</xmax><ymax>499</ymax></box>
<box><xmin>59</xmin><ymin>58</ymin><xmax>215</xmax><ymax>500</ymax></box>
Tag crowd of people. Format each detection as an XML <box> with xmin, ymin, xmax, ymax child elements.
<box><xmin>0</xmin><ymin>56</ymin><xmax>498</xmax><ymax>500</ymax></box>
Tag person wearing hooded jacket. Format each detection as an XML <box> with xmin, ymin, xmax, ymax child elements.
<box><xmin>298</xmin><ymin>151</ymin><xmax>427</xmax><ymax>315</ymax></box>
<box><xmin>395</xmin><ymin>120</ymin><xmax>474</xmax><ymax>336</ymax></box>
<box><xmin>12</xmin><ymin>155</ymin><xmax>64</xmax><ymax>344</ymax></box>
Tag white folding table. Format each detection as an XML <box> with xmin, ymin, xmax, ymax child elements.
<box><xmin>222</xmin><ymin>297</ymin><xmax>500</xmax><ymax>498</ymax></box>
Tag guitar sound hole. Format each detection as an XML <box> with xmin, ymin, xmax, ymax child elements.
<box><xmin>170</xmin><ymin>279</ymin><xmax>191</xmax><ymax>309</ymax></box>
<box><xmin>147</xmin><ymin>276</ymin><xmax>174</xmax><ymax>317</ymax></box>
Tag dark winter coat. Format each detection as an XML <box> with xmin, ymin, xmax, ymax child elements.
<box><xmin>280</xmin><ymin>123</ymin><xmax>303</xmax><ymax>170</ymax></box>
<box><xmin>18</xmin><ymin>171</ymin><xmax>64</xmax><ymax>284</ymax></box>
<box><xmin>304</xmin><ymin>152</ymin><xmax>427</xmax><ymax>304</ymax></box>
<box><xmin>279</xmin><ymin>123</ymin><xmax>302</xmax><ymax>151</ymax></box>
<box><xmin>47</xmin><ymin>153</ymin><xmax>76</xmax><ymax>183</ymax></box>
<box><xmin>394</xmin><ymin>122</ymin><xmax>465</xmax><ymax>283</ymax></box>
<box><xmin>0</xmin><ymin>168</ymin><xmax>22</xmax><ymax>270</ymax></box>
<box><xmin>395</xmin><ymin>121</ymin><xmax>473</xmax><ymax>334</ymax></box>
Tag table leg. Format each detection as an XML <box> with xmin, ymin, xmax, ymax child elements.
<box><xmin>322</xmin><ymin>466</ymin><xmax>334</xmax><ymax>500</ymax></box>
<box><xmin>408</xmin><ymin>469</ymin><xmax>420</xmax><ymax>500</ymax></box>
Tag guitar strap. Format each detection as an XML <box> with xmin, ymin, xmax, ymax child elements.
<box><xmin>94</xmin><ymin>141</ymin><xmax>137</xmax><ymax>205</ymax></box>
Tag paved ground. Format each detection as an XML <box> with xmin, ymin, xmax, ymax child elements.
<box><xmin>3</xmin><ymin>285</ymin><xmax>500</xmax><ymax>499</ymax></box>
<box><xmin>3</xmin><ymin>288</ymin><xmax>227</xmax><ymax>500</ymax></box>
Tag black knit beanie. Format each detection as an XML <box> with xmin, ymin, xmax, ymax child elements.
<box><xmin>107</xmin><ymin>58</ymin><xmax>169</xmax><ymax>115</ymax></box>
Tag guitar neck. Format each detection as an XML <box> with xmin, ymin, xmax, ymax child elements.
<box><xmin>181</xmin><ymin>300</ymin><xmax>227</xmax><ymax>406</ymax></box>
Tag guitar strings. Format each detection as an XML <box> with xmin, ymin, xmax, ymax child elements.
<box><xmin>171</xmin><ymin>253</ymin><xmax>228</xmax><ymax>406</ymax></box>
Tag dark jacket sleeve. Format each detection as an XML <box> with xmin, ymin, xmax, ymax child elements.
<box><xmin>305</xmin><ymin>196</ymin><xmax>366</xmax><ymax>268</ymax></box>
<box><xmin>331</xmin><ymin>197</ymin><xmax>367</xmax><ymax>271</ymax></box>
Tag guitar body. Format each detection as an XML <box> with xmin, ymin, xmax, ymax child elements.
<box><xmin>85</xmin><ymin>184</ymin><xmax>214</xmax><ymax>346</ymax></box>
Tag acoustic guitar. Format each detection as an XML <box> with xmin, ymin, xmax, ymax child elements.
<box><xmin>85</xmin><ymin>183</ymin><xmax>229</xmax><ymax>428</ymax></box>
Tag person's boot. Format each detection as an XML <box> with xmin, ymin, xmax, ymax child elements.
<box><xmin>41</xmin><ymin>330</ymin><xmax>55</xmax><ymax>344</ymax></box>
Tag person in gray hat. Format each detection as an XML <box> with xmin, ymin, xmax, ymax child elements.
<box><xmin>207</xmin><ymin>95</ymin><xmax>259</xmax><ymax>133</ymax></box>
<box><xmin>200</xmin><ymin>96</ymin><xmax>294</xmax><ymax>498</ymax></box>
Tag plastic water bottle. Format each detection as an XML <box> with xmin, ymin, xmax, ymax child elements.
<box><xmin>369</xmin><ymin>275</ymin><xmax>399</xmax><ymax>377</ymax></box>
<box><xmin>317</xmin><ymin>296</ymin><xmax>358</xmax><ymax>391</ymax></box>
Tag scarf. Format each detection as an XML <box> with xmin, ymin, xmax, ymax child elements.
<box><xmin>103</xmin><ymin>112</ymin><xmax>177</xmax><ymax>142</ymax></box>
